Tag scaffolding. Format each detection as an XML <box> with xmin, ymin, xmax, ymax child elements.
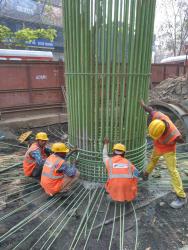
<box><xmin>63</xmin><ymin>0</ymin><xmax>156</xmax><ymax>182</ymax></box>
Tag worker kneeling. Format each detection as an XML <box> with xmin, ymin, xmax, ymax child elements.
<box><xmin>40</xmin><ymin>142</ymin><xmax>80</xmax><ymax>196</ymax></box>
<box><xmin>103</xmin><ymin>138</ymin><xmax>139</xmax><ymax>202</ymax></box>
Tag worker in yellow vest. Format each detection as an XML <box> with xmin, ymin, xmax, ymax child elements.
<box><xmin>103</xmin><ymin>138</ymin><xmax>139</xmax><ymax>202</ymax></box>
<box><xmin>140</xmin><ymin>100</ymin><xmax>187</xmax><ymax>209</ymax></box>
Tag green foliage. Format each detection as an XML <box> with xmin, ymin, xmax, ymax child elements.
<box><xmin>0</xmin><ymin>25</ymin><xmax>57</xmax><ymax>48</ymax></box>
<box><xmin>44</xmin><ymin>3</ymin><xmax>53</xmax><ymax>14</ymax></box>
<box><xmin>0</xmin><ymin>25</ymin><xmax>12</xmax><ymax>43</ymax></box>
<box><xmin>14</xmin><ymin>28</ymin><xmax>38</xmax><ymax>46</ymax></box>
<box><xmin>34</xmin><ymin>28</ymin><xmax>57</xmax><ymax>41</ymax></box>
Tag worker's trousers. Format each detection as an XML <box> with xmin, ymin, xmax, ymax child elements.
<box><xmin>146</xmin><ymin>150</ymin><xmax>186</xmax><ymax>198</ymax></box>
<box><xmin>32</xmin><ymin>164</ymin><xmax>43</xmax><ymax>179</ymax></box>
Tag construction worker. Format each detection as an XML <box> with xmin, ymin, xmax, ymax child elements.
<box><xmin>140</xmin><ymin>100</ymin><xmax>187</xmax><ymax>208</ymax></box>
<box><xmin>103</xmin><ymin>138</ymin><xmax>139</xmax><ymax>202</ymax></box>
<box><xmin>40</xmin><ymin>142</ymin><xmax>80</xmax><ymax>196</ymax></box>
<box><xmin>23</xmin><ymin>132</ymin><xmax>51</xmax><ymax>178</ymax></box>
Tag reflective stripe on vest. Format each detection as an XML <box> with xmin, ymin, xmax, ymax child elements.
<box><xmin>42</xmin><ymin>158</ymin><xmax>64</xmax><ymax>180</ymax></box>
<box><xmin>42</xmin><ymin>172</ymin><xmax>63</xmax><ymax>180</ymax></box>
<box><xmin>108</xmin><ymin>158</ymin><xmax>133</xmax><ymax>179</ymax></box>
<box><xmin>161</xmin><ymin>129</ymin><xmax>179</xmax><ymax>144</ymax></box>
<box><xmin>153</xmin><ymin>111</ymin><xmax>180</xmax><ymax>144</ymax></box>
<box><xmin>24</xmin><ymin>144</ymin><xmax>39</xmax><ymax>164</ymax></box>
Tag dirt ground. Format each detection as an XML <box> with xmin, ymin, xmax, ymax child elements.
<box><xmin>137</xmin><ymin>191</ymin><xmax>188</xmax><ymax>250</ymax></box>
<box><xmin>0</xmin><ymin>125</ymin><xmax>188</xmax><ymax>250</ymax></box>
<box><xmin>149</xmin><ymin>75</ymin><xmax>188</xmax><ymax>107</ymax></box>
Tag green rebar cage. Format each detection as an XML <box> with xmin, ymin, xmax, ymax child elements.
<box><xmin>63</xmin><ymin>0</ymin><xmax>156</xmax><ymax>182</ymax></box>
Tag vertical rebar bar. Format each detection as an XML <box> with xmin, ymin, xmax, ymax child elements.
<box><xmin>63</xmin><ymin>0</ymin><xmax>156</xmax><ymax>182</ymax></box>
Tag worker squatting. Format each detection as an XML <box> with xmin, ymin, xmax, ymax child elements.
<box><xmin>23</xmin><ymin>101</ymin><xmax>187</xmax><ymax>209</ymax></box>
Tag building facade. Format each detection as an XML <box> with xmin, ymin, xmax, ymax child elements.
<box><xmin>0</xmin><ymin>0</ymin><xmax>64</xmax><ymax>60</ymax></box>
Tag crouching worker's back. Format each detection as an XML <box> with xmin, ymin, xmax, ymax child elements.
<box><xmin>23</xmin><ymin>132</ymin><xmax>50</xmax><ymax>178</ymax></box>
<box><xmin>103</xmin><ymin>138</ymin><xmax>139</xmax><ymax>202</ymax></box>
<box><xmin>40</xmin><ymin>142</ymin><xmax>80</xmax><ymax>196</ymax></box>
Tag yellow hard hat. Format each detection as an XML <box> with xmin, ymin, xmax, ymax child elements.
<box><xmin>148</xmin><ymin>119</ymin><xmax>166</xmax><ymax>140</ymax></box>
<box><xmin>52</xmin><ymin>142</ymin><xmax>69</xmax><ymax>153</ymax></box>
<box><xmin>35</xmin><ymin>132</ymin><xmax>49</xmax><ymax>141</ymax></box>
<box><xmin>112</xmin><ymin>143</ymin><xmax>126</xmax><ymax>152</ymax></box>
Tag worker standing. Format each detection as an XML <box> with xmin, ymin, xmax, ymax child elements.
<box><xmin>140</xmin><ymin>100</ymin><xmax>187</xmax><ymax>208</ymax></box>
<box><xmin>103</xmin><ymin>138</ymin><xmax>139</xmax><ymax>202</ymax></box>
<box><xmin>23</xmin><ymin>132</ymin><xmax>51</xmax><ymax>178</ymax></box>
<box><xmin>40</xmin><ymin>142</ymin><xmax>80</xmax><ymax>196</ymax></box>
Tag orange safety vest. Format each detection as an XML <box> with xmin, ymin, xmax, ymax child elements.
<box><xmin>152</xmin><ymin>111</ymin><xmax>181</xmax><ymax>154</ymax></box>
<box><xmin>23</xmin><ymin>142</ymin><xmax>48</xmax><ymax>176</ymax></box>
<box><xmin>105</xmin><ymin>155</ymin><xmax>138</xmax><ymax>202</ymax></box>
<box><xmin>40</xmin><ymin>154</ymin><xmax>65</xmax><ymax>195</ymax></box>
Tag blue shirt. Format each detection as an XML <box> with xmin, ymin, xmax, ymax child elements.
<box><xmin>133</xmin><ymin>168</ymin><xmax>139</xmax><ymax>178</ymax></box>
<box><xmin>31</xmin><ymin>150</ymin><xmax>76</xmax><ymax>177</ymax></box>
<box><xmin>30</xmin><ymin>147</ymin><xmax>51</xmax><ymax>168</ymax></box>
<box><xmin>55</xmin><ymin>153</ymin><xmax>77</xmax><ymax>177</ymax></box>
<box><xmin>57</xmin><ymin>162</ymin><xmax>77</xmax><ymax>177</ymax></box>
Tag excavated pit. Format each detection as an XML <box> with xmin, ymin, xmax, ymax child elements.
<box><xmin>0</xmin><ymin>124</ymin><xmax>188</xmax><ymax>250</ymax></box>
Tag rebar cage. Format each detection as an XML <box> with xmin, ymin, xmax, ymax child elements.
<box><xmin>63</xmin><ymin>0</ymin><xmax>156</xmax><ymax>182</ymax></box>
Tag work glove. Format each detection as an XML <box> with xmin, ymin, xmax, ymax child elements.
<box><xmin>139</xmin><ymin>171</ymin><xmax>149</xmax><ymax>181</ymax></box>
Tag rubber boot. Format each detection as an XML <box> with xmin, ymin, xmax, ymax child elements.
<box><xmin>170</xmin><ymin>196</ymin><xmax>187</xmax><ymax>209</ymax></box>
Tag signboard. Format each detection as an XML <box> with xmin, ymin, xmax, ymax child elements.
<box><xmin>4</xmin><ymin>0</ymin><xmax>40</xmax><ymax>16</ymax></box>
<box><xmin>26</xmin><ymin>39</ymin><xmax>54</xmax><ymax>49</ymax></box>
<box><xmin>0</xmin><ymin>0</ymin><xmax>62</xmax><ymax>26</ymax></box>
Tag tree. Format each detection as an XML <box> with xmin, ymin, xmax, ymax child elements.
<box><xmin>37</xmin><ymin>0</ymin><xmax>62</xmax><ymax>27</ymax></box>
<box><xmin>0</xmin><ymin>24</ymin><xmax>12</xmax><ymax>47</ymax></box>
<box><xmin>14</xmin><ymin>28</ymin><xmax>57</xmax><ymax>47</ymax></box>
<box><xmin>0</xmin><ymin>25</ymin><xmax>57</xmax><ymax>48</ymax></box>
<box><xmin>34</xmin><ymin>28</ymin><xmax>57</xmax><ymax>41</ymax></box>
<box><xmin>156</xmin><ymin>0</ymin><xmax>188</xmax><ymax>57</ymax></box>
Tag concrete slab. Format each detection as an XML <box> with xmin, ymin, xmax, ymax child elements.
<box><xmin>0</xmin><ymin>113</ymin><xmax>68</xmax><ymax>129</ymax></box>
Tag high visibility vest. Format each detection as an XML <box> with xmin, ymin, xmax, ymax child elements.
<box><xmin>23</xmin><ymin>142</ymin><xmax>47</xmax><ymax>176</ymax></box>
<box><xmin>105</xmin><ymin>155</ymin><xmax>138</xmax><ymax>202</ymax></box>
<box><xmin>152</xmin><ymin>111</ymin><xmax>181</xmax><ymax>154</ymax></box>
<box><xmin>40</xmin><ymin>154</ymin><xmax>65</xmax><ymax>195</ymax></box>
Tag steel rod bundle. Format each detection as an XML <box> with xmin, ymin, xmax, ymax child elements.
<box><xmin>0</xmin><ymin>155</ymin><xmax>187</xmax><ymax>248</ymax></box>
<box><xmin>63</xmin><ymin>0</ymin><xmax>156</xmax><ymax>182</ymax></box>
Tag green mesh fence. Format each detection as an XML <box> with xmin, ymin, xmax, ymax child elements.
<box><xmin>62</xmin><ymin>0</ymin><xmax>156</xmax><ymax>183</ymax></box>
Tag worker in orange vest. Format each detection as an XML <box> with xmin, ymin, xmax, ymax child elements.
<box><xmin>140</xmin><ymin>100</ymin><xmax>187</xmax><ymax>208</ymax></box>
<box><xmin>103</xmin><ymin>138</ymin><xmax>139</xmax><ymax>202</ymax></box>
<box><xmin>41</xmin><ymin>142</ymin><xmax>80</xmax><ymax>196</ymax></box>
<box><xmin>23</xmin><ymin>132</ymin><xmax>51</xmax><ymax>178</ymax></box>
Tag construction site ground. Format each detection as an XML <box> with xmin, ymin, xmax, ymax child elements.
<box><xmin>0</xmin><ymin>124</ymin><xmax>188</xmax><ymax>250</ymax></box>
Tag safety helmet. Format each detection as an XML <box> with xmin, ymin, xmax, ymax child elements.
<box><xmin>51</xmin><ymin>142</ymin><xmax>69</xmax><ymax>153</ymax></box>
<box><xmin>148</xmin><ymin>119</ymin><xmax>166</xmax><ymax>140</ymax></box>
<box><xmin>35</xmin><ymin>132</ymin><xmax>49</xmax><ymax>141</ymax></box>
<box><xmin>112</xmin><ymin>143</ymin><xmax>126</xmax><ymax>152</ymax></box>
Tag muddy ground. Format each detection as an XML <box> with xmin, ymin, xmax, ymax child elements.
<box><xmin>0</xmin><ymin>124</ymin><xmax>188</xmax><ymax>250</ymax></box>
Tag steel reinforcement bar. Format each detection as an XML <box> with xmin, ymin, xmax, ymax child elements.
<box><xmin>63</xmin><ymin>0</ymin><xmax>156</xmax><ymax>182</ymax></box>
